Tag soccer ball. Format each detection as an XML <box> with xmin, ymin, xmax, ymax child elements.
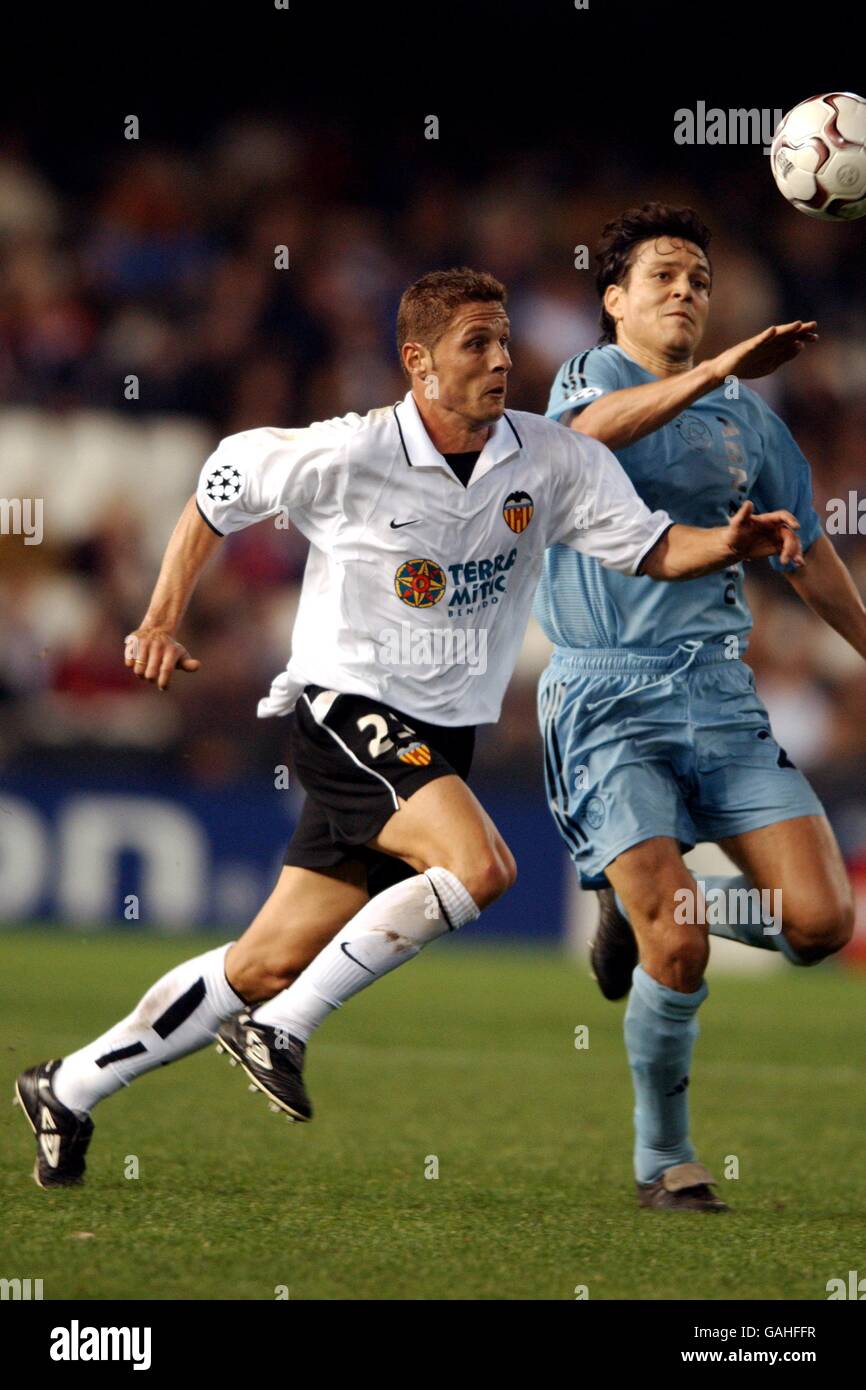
<box><xmin>770</xmin><ymin>92</ymin><xmax>866</xmax><ymax>220</ymax></box>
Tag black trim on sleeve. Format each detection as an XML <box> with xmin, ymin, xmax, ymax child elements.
<box><xmin>635</xmin><ymin>520</ymin><xmax>675</xmax><ymax>576</ymax></box>
<box><xmin>196</xmin><ymin>500</ymin><xmax>224</xmax><ymax>537</ymax></box>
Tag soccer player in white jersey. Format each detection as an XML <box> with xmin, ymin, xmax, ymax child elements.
<box><xmin>539</xmin><ymin>205</ymin><xmax>861</xmax><ymax>1210</ymax></box>
<box><xmin>15</xmin><ymin>268</ymin><xmax>802</xmax><ymax>1188</ymax></box>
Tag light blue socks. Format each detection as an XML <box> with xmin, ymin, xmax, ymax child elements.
<box><xmin>624</xmin><ymin>965</ymin><xmax>708</xmax><ymax>1184</ymax></box>
<box><xmin>617</xmin><ymin>869</ymin><xmax>806</xmax><ymax>1184</ymax></box>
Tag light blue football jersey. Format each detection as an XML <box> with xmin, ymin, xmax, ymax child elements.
<box><xmin>533</xmin><ymin>344</ymin><xmax>823</xmax><ymax>650</ymax></box>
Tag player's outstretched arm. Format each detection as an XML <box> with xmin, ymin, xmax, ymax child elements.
<box><xmin>124</xmin><ymin>495</ymin><xmax>223</xmax><ymax>690</ymax></box>
<box><xmin>784</xmin><ymin>531</ymin><xmax>866</xmax><ymax>662</ymax></box>
<box><xmin>571</xmin><ymin>322</ymin><xmax>818</xmax><ymax>451</ymax></box>
<box><xmin>641</xmin><ymin>501</ymin><xmax>803</xmax><ymax>581</ymax></box>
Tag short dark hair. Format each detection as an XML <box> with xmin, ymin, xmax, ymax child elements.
<box><xmin>595</xmin><ymin>203</ymin><xmax>712</xmax><ymax>344</ymax></box>
<box><xmin>396</xmin><ymin>267</ymin><xmax>506</xmax><ymax>378</ymax></box>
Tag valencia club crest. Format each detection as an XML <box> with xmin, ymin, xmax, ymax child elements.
<box><xmin>503</xmin><ymin>491</ymin><xmax>534</xmax><ymax>534</ymax></box>
<box><xmin>397</xmin><ymin>741</ymin><xmax>432</xmax><ymax>766</ymax></box>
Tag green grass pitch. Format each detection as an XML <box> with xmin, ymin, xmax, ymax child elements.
<box><xmin>1</xmin><ymin>929</ymin><xmax>864</xmax><ymax>1300</ymax></box>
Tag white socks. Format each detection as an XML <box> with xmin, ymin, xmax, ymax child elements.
<box><xmin>52</xmin><ymin>942</ymin><xmax>246</xmax><ymax>1116</ymax></box>
<box><xmin>253</xmin><ymin>869</ymin><xmax>480</xmax><ymax>1042</ymax></box>
<box><xmin>51</xmin><ymin>869</ymin><xmax>482</xmax><ymax>1115</ymax></box>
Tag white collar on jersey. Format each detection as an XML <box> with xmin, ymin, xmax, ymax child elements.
<box><xmin>393</xmin><ymin>389</ymin><xmax>523</xmax><ymax>486</ymax></box>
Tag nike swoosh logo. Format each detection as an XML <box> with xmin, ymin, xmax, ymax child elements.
<box><xmin>341</xmin><ymin>942</ymin><xmax>375</xmax><ymax>974</ymax></box>
<box><xmin>389</xmin><ymin>519</ymin><xmax>421</xmax><ymax>529</ymax></box>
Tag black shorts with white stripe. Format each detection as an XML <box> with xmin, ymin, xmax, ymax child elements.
<box><xmin>283</xmin><ymin>685</ymin><xmax>475</xmax><ymax>894</ymax></box>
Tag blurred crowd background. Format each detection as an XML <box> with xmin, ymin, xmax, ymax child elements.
<box><xmin>1</xmin><ymin>112</ymin><xmax>865</xmax><ymax>863</ymax></box>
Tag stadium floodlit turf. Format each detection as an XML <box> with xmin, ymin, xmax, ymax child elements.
<box><xmin>2</xmin><ymin>929</ymin><xmax>864</xmax><ymax>1301</ymax></box>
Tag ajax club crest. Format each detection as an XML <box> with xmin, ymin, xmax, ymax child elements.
<box><xmin>503</xmin><ymin>490</ymin><xmax>534</xmax><ymax>534</ymax></box>
<box><xmin>394</xmin><ymin>558</ymin><xmax>446</xmax><ymax>608</ymax></box>
<box><xmin>675</xmin><ymin>416</ymin><xmax>713</xmax><ymax>450</ymax></box>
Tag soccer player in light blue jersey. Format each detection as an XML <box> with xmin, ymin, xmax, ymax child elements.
<box><xmin>538</xmin><ymin>203</ymin><xmax>865</xmax><ymax>1211</ymax></box>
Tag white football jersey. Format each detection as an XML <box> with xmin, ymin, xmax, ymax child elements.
<box><xmin>195</xmin><ymin>389</ymin><xmax>671</xmax><ymax>725</ymax></box>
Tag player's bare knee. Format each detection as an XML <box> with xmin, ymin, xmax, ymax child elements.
<box><xmin>457</xmin><ymin>853</ymin><xmax>513</xmax><ymax>909</ymax></box>
<box><xmin>657</xmin><ymin>927</ymin><xmax>709</xmax><ymax>991</ymax></box>
<box><xmin>625</xmin><ymin>871</ymin><xmax>688</xmax><ymax>937</ymax></box>
<box><xmin>784</xmin><ymin>895</ymin><xmax>855</xmax><ymax>964</ymax></box>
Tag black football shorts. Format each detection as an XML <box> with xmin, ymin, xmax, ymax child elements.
<box><xmin>283</xmin><ymin>685</ymin><xmax>475</xmax><ymax>895</ymax></box>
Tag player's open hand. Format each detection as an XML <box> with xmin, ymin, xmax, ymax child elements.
<box><xmin>712</xmin><ymin>321</ymin><xmax>818</xmax><ymax>382</ymax></box>
<box><xmin>124</xmin><ymin>628</ymin><xmax>202</xmax><ymax>691</ymax></box>
<box><xmin>724</xmin><ymin>501</ymin><xmax>803</xmax><ymax>567</ymax></box>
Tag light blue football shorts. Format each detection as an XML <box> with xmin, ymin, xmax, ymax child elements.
<box><xmin>537</xmin><ymin>640</ymin><xmax>825</xmax><ymax>888</ymax></box>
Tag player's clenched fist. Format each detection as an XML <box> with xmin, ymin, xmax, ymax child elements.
<box><xmin>123</xmin><ymin>628</ymin><xmax>201</xmax><ymax>691</ymax></box>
